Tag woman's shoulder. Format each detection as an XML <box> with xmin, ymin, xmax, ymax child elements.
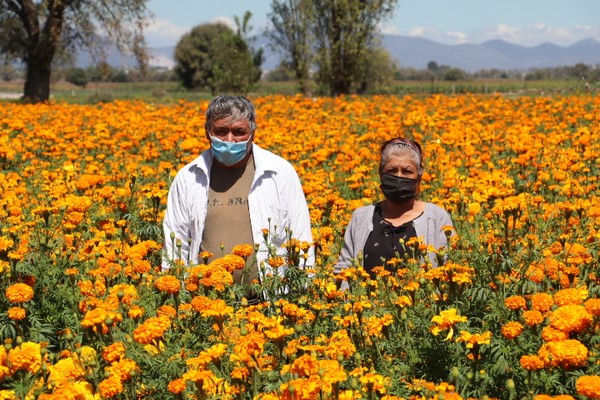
<box><xmin>423</xmin><ymin>202</ymin><xmax>452</xmax><ymax>219</ymax></box>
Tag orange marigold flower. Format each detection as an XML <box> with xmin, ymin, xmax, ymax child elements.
<box><xmin>549</xmin><ymin>304</ymin><xmax>593</xmax><ymax>333</ymax></box>
<box><xmin>522</xmin><ymin>310</ymin><xmax>545</xmax><ymax>326</ymax></box>
<box><xmin>7</xmin><ymin>307</ymin><xmax>26</xmax><ymax>321</ymax></box>
<box><xmin>290</xmin><ymin>354</ymin><xmax>319</xmax><ymax>377</ymax></box>
<box><xmin>501</xmin><ymin>321</ymin><xmax>524</xmax><ymax>340</ymax></box>
<box><xmin>268</xmin><ymin>256</ymin><xmax>285</xmax><ymax>268</ymax></box>
<box><xmin>102</xmin><ymin>342</ymin><xmax>126</xmax><ymax>364</ymax></box>
<box><xmin>8</xmin><ymin>342</ymin><xmax>42</xmax><ymax>373</ymax></box>
<box><xmin>5</xmin><ymin>283</ymin><xmax>34</xmax><ymax>303</ymax></box>
<box><xmin>168</xmin><ymin>378</ymin><xmax>187</xmax><ymax>394</ymax></box>
<box><xmin>106</xmin><ymin>358</ymin><xmax>139</xmax><ymax>381</ymax></box>
<box><xmin>538</xmin><ymin>339</ymin><xmax>588</xmax><ymax>369</ymax></box>
<box><xmin>154</xmin><ymin>275</ymin><xmax>181</xmax><ymax>294</ymax></box>
<box><xmin>576</xmin><ymin>375</ymin><xmax>600</xmax><ymax>399</ymax></box>
<box><xmin>133</xmin><ymin>315</ymin><xmax>171</xmax><ymax>345</ymax></box>
<box><xmin>541</xmin><ymin>326</ymin><xmax>570</xmax><ymax>342</ymax></box>
<box><xmin>520</xmin><ymin>354</ymin><xmax>545</xmax><ymax>371</ymax></box>
<box><xmin>128</xmin><ymin>305</ymin><xmax>145</xmax><ymax>319</ymax></box>
<box><xmin>232</xmin><ymin>244</ymin><xmax>254</xmax><ymax>258</ymax></box>
<box><xmin>554</xmin><ymin>287</ymin><xmax>588</xmax><ymax>306</ymax></box>
<box><xmin>530</xmin><ymin>292</ymin><xmax>554</xmax><ymax>313</ymax></box>
<box><xmin>584</xmin><ymin>298</ymin><xmax>600</xmax><ymax>317</ymax></box>
<box><xmin>97</xmin><ymin>374</ymin><xmax>123</xmax><ymax>398</ymax></box>
<box><xmin>212</xmin><ymin>254</ymin><xmax>246</xmax><ymax>272</ymax></box>
<box><xmin>504</xmin><ymin>295</ymin><xmax>526</xmax><ymax>311</ymax></box>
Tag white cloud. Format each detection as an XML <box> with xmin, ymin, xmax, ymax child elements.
<box><xmin>145</xmin><ymin>17</ymin><xmax>190</xmax><ymax>47</ymax></box>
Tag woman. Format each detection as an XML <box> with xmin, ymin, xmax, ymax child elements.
<box><xmin>335</xmin><ymin>138</ymin><xmax>454</xmax><ymax>279</ymax></box>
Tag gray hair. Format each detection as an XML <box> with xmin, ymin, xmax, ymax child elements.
<box><xmin>379</xmin><ymin>138</ymin><xmax>424</xmax><ymax>176</ymax></box>
<box><xmin>204</xmin><ymin>95</ymin><xmax>257</xmax><ymax>133</ymax></box>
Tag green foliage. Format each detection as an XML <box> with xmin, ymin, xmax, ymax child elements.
<box><xmin>174</xmin><ymin>22</ymin><xmax>262</xmax><ymax>95</ymax></box>
<box><xmin>65</xmin><ymin>67</ymin><xmax>88</xmax><ymax>88</ymax></box>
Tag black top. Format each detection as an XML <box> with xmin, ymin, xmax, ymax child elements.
<box><xmin>363</xmin><ymin>202</ymin><xmax>418</xmax><ymax>278</ymax></box>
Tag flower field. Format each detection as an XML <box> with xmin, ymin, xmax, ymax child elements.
<box><xmin>1</xmin><ymin>93</ymin><xmax>600</xmax><ymax>399</ymax></box>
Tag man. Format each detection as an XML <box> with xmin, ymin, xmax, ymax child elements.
<box><xmin>162</xmin><ymin>95</ymin><xmax>313</xmax><ymax>291</ymax></box>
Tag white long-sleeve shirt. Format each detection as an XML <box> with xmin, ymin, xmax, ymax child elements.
<box><xmin>163</xmin><ymin>144</ymin><xmax>313</xmax><ymax>270</ymax></box>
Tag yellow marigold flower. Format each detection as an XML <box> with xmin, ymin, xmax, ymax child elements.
<box><xmin>538</xmin><ymin>339</ymin><xmax>588</xmax><ymax>369</ymax></box>
<box><xmin>430</xmin><ymin>309</ymin><xmax>467</xmax><ymax>340</ymax></box>
<box><xmin>504</xmin><ymin>295</ymin><xmax>526</xmax><ymax>311</ymax></box>
<box><xmin>522</xmin><ymin>310</ymin><xmax>545</xmax><ymax>326</ymax></box>
<box><xmin>501</xmin><ymin>321</ymin><xmax>524</xmax><ymax>340</ymax></box>
<box><xmin>5</xmin><ymin>283</ymin><xmax>34</xmax><ymax>303</ymax></box>
<box><xmin>7</xmin><ymin>307</ymin><xmax>26</xmax><ymax>321</ymax></box>
<box><xmin>520</xmin><ymin>354</ymin><xmax>545</xmax><ymax>371</ymax></box>
<box><xmin>8</xmin><ymin>342</ymin><xmax>41</xmax><ymax>373</ymax></box>
<box><xmin>0</xmin><ymin>236</ymin><xmax>14</xmax><ymax>252</ymax></box>
<box><xmin>394</xmin><ymin>295</ymin><xmax>413</xmax><ymax>307</ymax></box>
<box><xmin>167</xmin><ymin>378</ymin><xmax>187</xmax><ymax>394</ymax></box>
<box><xmin>549</xmin><ymin>304</ymin><xmax>593</xmax><ymax>333</ymax></box>
<box><xmin>576</xmin><ymin>375</ymin><xmax>600</xmax><ymax>399</ymax></box>
<box><xmin>232</xmin><ymin>243</ymin><xmax>254</xmax><ymax>258</ymax></box>
<box><xmin>456</xmin><ymin>330</ymin><xmax>492</xmax><ymax>348</ymax></box>
<box><xmin>102</xmin><ymin>342</ymin><xmax>126</xmax><ymax>364</ymax></box>
<box><xmin>98</xmin><ymin>374</ymin><xmax>123</xmax><ymax>398</ymax></box>
<box><xmin>530</xmin><ymin>292</ymin><xmax>554</xmax><ymax>312</ymax></box>
<box><xmin>554</xmin><ymin>287</ymin><xmax>588</xmax><ymax>306</ymax></box>
<box><xmin>128</xmin><ymin>305</ymin><xmax>145</xmax><ymax>319</ymax></box>
<box><xmin>359</xmin><ymin>371</ymin><xmax>390</xmax><ymax>395</ymax></box>
<box><xmin>154</xmin><ymin>275</ymin><xmax>181</xmax><ymax>294</ymax></box>
<box><xmin>47</xmin><ymin>357</ymin><xmax>86</xmax><ymax>387</ymax></box>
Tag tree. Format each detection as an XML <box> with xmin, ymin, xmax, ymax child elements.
<box><xmin>311</xmin><ymin>0</ymin><xmax>397</xmax><ymax>96</ymax></box>
<box><xmin>174</xmin><ymin>21</ymin><xmax>262</xmax><ymax>95</ymax></box>
<box><xmin>267</xmin><ymin>0</ymin><xmax>314</xmax><ymax>96</ymax></box>
<box><xmin>267</xmin><ymin>0</ymin><xmax>397</xmax><ymax>96</ymax></box>
<box><xmin>0</xmin><ymin>0</ymin><xmax>150</xmax><ymax>103</ymax></box>
<box><xmin>65</xmin><ymin>67</ymin><xmax>88</xmax><ymax>87</ymax></box>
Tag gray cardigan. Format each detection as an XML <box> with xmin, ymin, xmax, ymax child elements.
<box><xmin>335</xmin><ymin>202</ymin><xmax>454</xmax><ymax>274</ymax></box>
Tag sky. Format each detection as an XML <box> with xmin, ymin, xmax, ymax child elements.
<box><xmin>145</xmin><ymin>0</ymin><xmax>600</xmax><ymax>48</ymax></box>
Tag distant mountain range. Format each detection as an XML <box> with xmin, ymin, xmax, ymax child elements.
<box><xmin>79</xmin><ymin>35</ymin><xmax>600</xmax><ymax>73</ymax></box>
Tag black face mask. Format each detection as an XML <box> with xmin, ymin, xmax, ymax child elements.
<box><xmin>379</xmin><ymin>173</ymin><xmax>418</xmax><ymax>204</ymax></box>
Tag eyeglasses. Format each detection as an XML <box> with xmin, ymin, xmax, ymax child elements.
<box><xmin>211</xmin><ymin>126</ymin><xmax>251</xmax><ymax>138</ymax></box>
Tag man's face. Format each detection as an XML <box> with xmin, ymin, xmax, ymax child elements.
<box><xmin>207</xmin><ymin>118</ymin><xmax>253</xmax><ymax>143</ymax></box>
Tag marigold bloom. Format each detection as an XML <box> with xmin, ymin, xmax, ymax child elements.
<box><xmin>168</xmin><ymin>378</ymin><xmax>187</xmax><ymax>394</ymax></box>
<box><xmin>584</xmin><ymin>298</ymin><xmax>600</xmax><ymax>316</ymax></box>
<box><xmin>5</xmin><ymin>283</ymin><xmax>34</xmax><ymax>303</ymax></box>
<box><xmin>102</xmin><ymin>342</ymin><xmax>126</xmax><ymax>364</ymax></box>
<box><xmin>522</xmin><ymin>310</ymin><xmax>545</xmax><ymax>326</ymax></box>
<box><xmin>504</xmin><ymin>295</ymin><xmax>526</xmax><ymax>311</ymax></box>
<box><xmin>106</xmin><ymin>358</ymin><xmax>139</xmax><ymax>381</ymax></box>
<box><xmin>576</xmin><ymin>375</ymin><xmax>600</xmax><ymax>399</ymax></box>
<box><xmin>232</xmin><ymin>244</ymin><xmax>254</xmax><ymax>258</ymax></box>
<box><xmin>430</xmin><ymin>309</ymin><xmax>467</xmax><ymax>340</ymax></box>
<box><xmin>530</xmin><ymin>292</ymin><xmax>554</xmax><ymax>313</ymax></box>
<box><xmin>97</xmin><ymin>374</ymin><xmax>123</xmax><ymax>398</ymax></box>
<box><xmin>456</xmin><ymin>331</ymin><xmax>492</xmax><ymax>348</ymax></box>
<box><xmin>520</xmin><ymin>354</ymin><xmax>545</xmax><ymax>371</ymax></box>
<box><xmin>8</xmin><ymin>342</ymin><xmax>41</xmax><ymax>373</ymax></box>
<box><xmin>541</xmin><ymin>326</ymin><xmax>570</xmax><ymax>342</ymax></box>
<box><xmin>501</xmin><ymin>321</ymin><xmax>524</xmax><ymax>340</ymax></box>
<box><xmin>154</xmin><ymin>275</ymin><xmax>181</xmax><ymax>294</ymax></box>
<box><xmin>47</xmin><ymin>358</ymin><xmax>87</xmax><ymax>387</ymax></box>
<box><xmin>549</xmin><ymin>304</ymin><xmax>593</xmax><ymax>333</ymax></box>
<box><xmin>7</xmin><ymin>307</ymin><xmax>26</xmax><ymax>321</ymax></box>
<box><xmin>554</xmin><ymin>287</ymin><xmax>588</xmax><ymax>306</ymax></box>
<box><xmin>538</xmin><ymin>339</ymin><xmax>588</xmax><ymax>369</ymax></box>
<box><xmin>133</xmin><ymin>315</ymin><xmax>171</xmax><ymax>344</ymax></box>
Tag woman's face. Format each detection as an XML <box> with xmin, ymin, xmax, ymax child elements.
<box><xmin>381</xmin><ymin>154</ymin><xmax>420</xmax><ymax>180</ymax></box>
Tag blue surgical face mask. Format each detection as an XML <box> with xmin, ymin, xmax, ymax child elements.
<box><xmin>210</xmin><ymin>135</ymin><xmax>251</xmax><ymax>166</ymax></box>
